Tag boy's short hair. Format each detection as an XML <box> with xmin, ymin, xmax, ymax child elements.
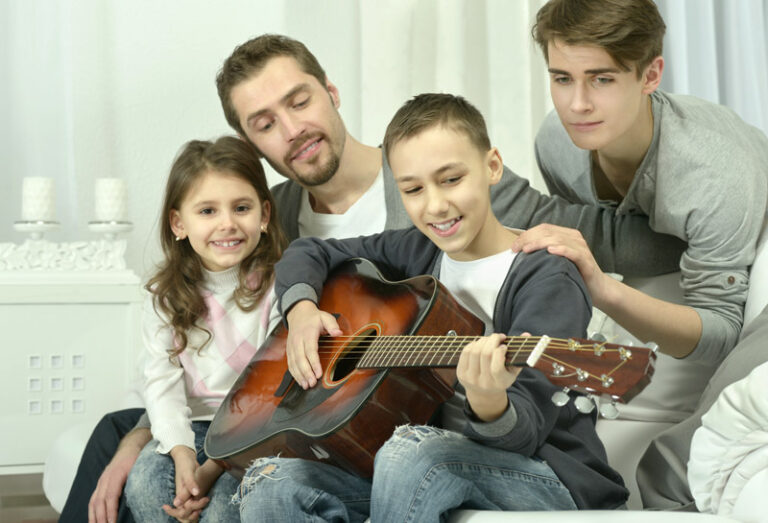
<box><xmin>383</xmin><ymin>93</ymin><xmax>491</xmax><ymax>157</ymax></box>
<box><xmin>216</xmin><ymin>34</ymin><xmax>328</xmax><ymax>137</ymax></box>
<box><xmin>532</xmin><ymin>0</ymin><xmax>666</xmax><ymax>77</ymax></box>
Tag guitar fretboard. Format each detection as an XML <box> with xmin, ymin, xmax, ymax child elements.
<box><xmin>354</xmin><ymin>334</ymin><xmax>551</xmax><ymax>368</ymax></box>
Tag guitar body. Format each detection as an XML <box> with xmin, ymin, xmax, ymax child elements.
<box><xmin>205</xmin><ymin>258</ymin><xmax>484</xmax><ymax>478</ymax></box>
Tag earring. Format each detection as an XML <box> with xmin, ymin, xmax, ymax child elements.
<box><xmin>261</xmin><ymin>225</ymin><xmax>268</xmax><ymax>234</ymax></box>
<box><xmin>175</xmin><ymin>236</ymin><xmax>182</xmax><ymax>241</ymax></box>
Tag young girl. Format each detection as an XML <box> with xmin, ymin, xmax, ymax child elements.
<box><xmin>124</xmin><ymin>136</ymin><xmax>286</xmax><ymax>521</ymax></box>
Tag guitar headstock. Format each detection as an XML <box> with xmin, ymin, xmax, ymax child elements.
<box><xmin>524</xmin><ymin>336</ymin><xmax>657</xmax><ymax>415</ymax></box>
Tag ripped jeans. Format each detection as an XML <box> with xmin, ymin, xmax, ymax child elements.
<box><xmin>235</xmin><ymin>425</ymin><xmax>576</xmax><ymax>523</ymax></box>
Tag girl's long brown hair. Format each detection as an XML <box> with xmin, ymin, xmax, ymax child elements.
<box><xmin>146</xmin><ymin>136</ymin><xmax>287</xmax><ymax>358</ymax></box>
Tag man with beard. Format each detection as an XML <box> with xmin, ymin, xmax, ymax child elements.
<box><xmin>67</xmin><ymin>33</ymin><xmax>685</xmax><ymax>523</ymax></box>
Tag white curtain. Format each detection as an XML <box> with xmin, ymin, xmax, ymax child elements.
<box><xmin>1</xmin><ymin>0</ymin><xmax>548</xmax><ymax>277</ymax></box>
<box><xmin>656</xmin><ymin>0</ymin><xmax>768</xmax><ymax>135</ymax></box>
<box><xmin>3</xmin><ymin>0</ymin><xmax>767</xmax><ymax>278</ymax></box>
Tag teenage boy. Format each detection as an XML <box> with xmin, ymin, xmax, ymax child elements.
<box><xmin>516</xmin><ymin>0</ymin><xmax>768</xmax><ymax>509</ymax></box>
<box><xmin>235</xmin><ymin>93</ymin><xmax>628</xmax><ymax>522</ymax></box>
<box><xmin>71</xmin><ymin>33</ymin><xmax>682</xmax><ymax>523</ymax></box>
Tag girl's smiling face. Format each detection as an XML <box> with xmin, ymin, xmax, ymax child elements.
<box><xmin>170</xmin><ymin>169</ymin><xmax>270</xmax><ymax>272</ymax></box>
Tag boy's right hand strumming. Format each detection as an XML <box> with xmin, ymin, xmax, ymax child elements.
<box><xmin>286</xmin><ymin>300</ymin><xmax>342</xmax><ymax>389</ymax></box>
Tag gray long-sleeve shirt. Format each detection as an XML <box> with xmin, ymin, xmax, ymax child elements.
<box><xmin>535</xmin><ymin>90</ymin><xmax>768</xmax><ymax>363</ymax></box>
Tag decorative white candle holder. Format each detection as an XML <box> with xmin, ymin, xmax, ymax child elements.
<box><xmin>88</xmin><ymin>221</ymin><xmax>133</xmax><ymax>240</ymax></box>
<box><xmin>94</xmin><ymin>178</ymin><xmax>128</xmax><ymax>222</ymax></box>
<box><xmin>13</xmin><ymin>220</ymin><xmax>61</xmax><ymax>240</ymax></box>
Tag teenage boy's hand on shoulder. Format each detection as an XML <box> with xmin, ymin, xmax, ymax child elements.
<box><xmin>512</xmin><ymin>224</ymin><xmax>611</xmax><ymax>305</ymax></box>
<box><xmin>286</xmin><ymin>300</ymin><xmax>342</xmax><ymax>389</ymax></box>
<box><xmin>457</xmin><ymin>333</ymin><xmax>523</xmax><ymax>422</ymax></box>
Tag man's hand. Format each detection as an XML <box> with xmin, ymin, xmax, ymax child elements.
<box><xmin>457</xmin><ymin>333</ymin><xmax>523</xmax><ymax>422</ymax></box>
<box><xmin>88</xmin><ymin>427</ymin><xmax>151</xmax><ymax>523</ymax></box>
<box><xmin>512</xmin><ymin>224</ymin><xmax>610</xmax><ymax>306</ymax></box>
<box><xmin>285</xmin><ymin>300</ymin><xmax>342</xmax><ymax>389</ymax></box>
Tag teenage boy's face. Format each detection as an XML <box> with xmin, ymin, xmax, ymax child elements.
<box><xmin>389</xmin><ymin>126</ymin><xmax>502</xmax><ymax>261</ymax></box>
<box><xmin>230</xmin><ymin>56</ymin><xmax>347</xmax><ymax>187</ymax></box>
<box><xmin>546</xmin><ymin>39</ymin><xmax>659</xmax><ymax>152</ymax></box>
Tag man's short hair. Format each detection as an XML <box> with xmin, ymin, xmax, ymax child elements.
<box><xmin>216</xmin><ymin>34</ymin><xmax>328</xmax><ymax>136</ymax></box>
<box><xmin>532</xmin><ymin>0</ymin><xmax>666</xmax><ymax>77</ymax></box>
<box><xmin>383</xmin><ymin>93</ymin><xmax>491</xmax><ymax>158</ymax></box>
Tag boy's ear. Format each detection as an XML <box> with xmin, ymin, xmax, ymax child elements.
<box><xmin>169</xmin><ymin>209</ymin><xmax>185</xmax><ymax>239</ymax></box>
<box><xmin>641</xmin><ymin>56</ymin><xmax>664</xmax><ymax>95</ymax></box>
<box><xmin>485</xmin><ymin>147</ymin><xmax>504</xmax><ymax>186</ymax></box>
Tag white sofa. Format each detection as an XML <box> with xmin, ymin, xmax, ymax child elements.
<box><xmin>44</xmin><ymin>219</ymin><xmax>768</xmax><ymax>521</ymax></box>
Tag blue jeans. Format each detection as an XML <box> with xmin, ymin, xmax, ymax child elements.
<box><xmin>236</xmin><ymin>425</ymin><xmax>576</xmax><ymax>522</ymax></box>
<box><xmin>125</xmin><ymin>421</ymin><xmax>240</xmax><ymax>522</ymax></box>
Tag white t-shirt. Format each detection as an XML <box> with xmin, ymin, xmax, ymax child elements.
<box><xmin>439</xmin><ymin>249</ymin><xmax>517</xmax><ymax>334</ymax></box>
<box><xmin>438</xmin><ymin>248</ymin><xmax>516</xmax><ymax>431</ymax></box>
<box><xmin>298</xmin><ymin>168</ymin><xmax>386</xmax><ymax>239</ymax></box>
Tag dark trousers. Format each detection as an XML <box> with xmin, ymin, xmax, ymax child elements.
<box><xmin>58</xmin><ymin>408</ymin><xmax>145</xmax><ymax>523</ymax></box>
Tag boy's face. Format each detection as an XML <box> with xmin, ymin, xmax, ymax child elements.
<box><xmin>389</xmin><ymin>125</ymin><xmax>503</xmax><ymax>261</ymax></box>
<box><xmin>230</xmin><ymin>56</ymin><xmax>347</xmax><ymax>187</ymax></box>
<box><xmin>546</xmin><ymin>39</ymin><xmax>661</xmax><ymax>153</ymax></box>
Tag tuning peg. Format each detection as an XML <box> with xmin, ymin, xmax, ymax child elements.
<box><xmin>588</xmin><ymin>331</ymin><xmax>607</xmax><ymax>343</ymax></box>
<box><xmin>574</xmin><ymin>394</ymin><xmax>596</xmax><ymax>414</ymax></box>
<box><xmin>599</xmin><ymin>400</ymin><xmax>620</xmax><ymax>419</ymax></box>
<box><xmin>645</xmin><ymin>341</ymin><xmax>659</xmax><ymax>353</ymax></box>
<box><xmin>551</xmin><ymin>387</ymin><xmax>570</xmax><ymax>407</ymax></box>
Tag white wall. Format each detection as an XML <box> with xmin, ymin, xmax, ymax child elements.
<box><xmin>1</xmin><ymin>0</ymin><xmax>550</xmax><ymax>280</ymax></box>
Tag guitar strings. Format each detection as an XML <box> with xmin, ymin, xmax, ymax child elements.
<box><xmin>303</xmin><ymin>336</ymin><xmax>637</xmax><ymax>385</ymax></box>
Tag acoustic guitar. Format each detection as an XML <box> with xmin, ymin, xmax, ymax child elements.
<box><xmin>205</xmin><ymin>258</ymin><xmax>656</xmax><ymax>478</ymax></box>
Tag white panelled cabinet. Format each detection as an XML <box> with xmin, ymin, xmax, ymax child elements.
<box><xmin>0</xmin><ymin>271</ymin><xmax>142</xmax><ymax>475</ymax></box>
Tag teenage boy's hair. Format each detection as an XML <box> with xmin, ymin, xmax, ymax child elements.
<box><xmin>216</xmin><ymin>34</ymin><xmax>328</xmax><ymax>137</ymax></box>
<box><xmin>383</xmin><ymin>93</ymin><xmax>491</xmax><ymax>157</ymax></box>
<box><xmin>532</xmin><ymin>0</ymin><xmax>666</xmax><ymax>77</ymax></box>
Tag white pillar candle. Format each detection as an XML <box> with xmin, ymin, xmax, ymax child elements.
<box><xmin>21</xmin><ymin>177</ymin><xmax>57</xmax><ymax>222</ymax></box>
<box><xmin>94</xmin><ymin>178</ymin><xmax>128</xmax><ymax>222</ymax></box>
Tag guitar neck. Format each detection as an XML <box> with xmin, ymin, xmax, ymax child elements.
<box><xmin>353</xmin><ymin>334</ymin><xmax>551</xmax><ymax>369</ymax></box>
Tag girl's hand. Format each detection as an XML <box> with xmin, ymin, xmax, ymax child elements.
<box><xmin>166</xmin><ymin>446</ymin><xmax>200</xmax><ymax>515</ymax></box>
<box><xmin>511</xmin><ymin>224</ymin><xmax>610</xmax><ymax>306</ymax></box>
<box><xmin>162</xmin><ymin>460</ymin><xmax>223</xmax><ymax>522</ymax></box>
<box><xmin>286</xmin><ymin>300</ymin><xmax>342</xmax><ymax>389</ymax></box>
<box><xmin>193</xmin><ymin>459</ymin><xmax>224</xmax><ymax>498</ymax></box>
<box><xmin>457</xmin><ymin>333</ymin><xmax>522</xmax><ymax>422</ymax></box>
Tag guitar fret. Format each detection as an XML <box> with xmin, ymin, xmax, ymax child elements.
<box><xmin>367</xmin><ymin>334</ymin><xmax>385</xmax><ymax>369</ymax></box>
<box><xmin>380</xmin><ymin>335</ymin><xmax>396</xmax><ymax>368</ymax></box>
<box><xmin>426</xmin><ymin>336</ymin><xmax>441</xmax><ymax>367</ymax></box>
<box><xmin>404</xmin><ymin>335</ymin><xmax>422</xmax><ymax>367</ymax></box>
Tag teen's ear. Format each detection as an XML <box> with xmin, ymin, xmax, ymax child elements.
<box><xmin>485</xmin><ymin>147</ymin><xmax>504</xmax><ymax>186</ymax></box>
<box><xmin>642</xmin><ymin>56</ymin><xmax>664</xmax><ymax>95</ymax></box>
<box><xmin>326</xmin><ymin>79</ymin><xmax>341</xmax><ymax>109</ymax></box>
<box><xmin>169</xmin><ymin>209</ymin><xmax>186</xmax><ymax>239</ymax></box>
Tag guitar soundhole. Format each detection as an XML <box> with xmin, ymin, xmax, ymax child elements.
<box><xmin>329</xmin><ymin>327</ymin><xmax>378</xmax><ymax>382</ymax></box>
